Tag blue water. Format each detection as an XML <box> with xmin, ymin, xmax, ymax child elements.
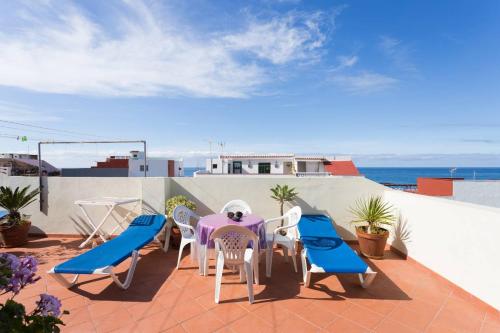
<box><xmin>184</xmin><ymin>167</ymin><xmax>500</xmax><ymax>184</ymax></box>
<box><xmin>359</xmin><ymin>167</ymin><xmax>500</xmax><ymax>184</ymax></box>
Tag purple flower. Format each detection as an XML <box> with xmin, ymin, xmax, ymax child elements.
<box><xmin>36</xmin><ymin>294</ymin><xmax>62</xmax><ymax>317</ymax></box>
<box><xmin>0</xmin><ymin>254</ymin><xmax>39</xmax><ymax>294</ymax></box>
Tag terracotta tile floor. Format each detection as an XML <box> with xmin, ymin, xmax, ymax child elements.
<box><xmin>1</xmin><ymin>237</ymin><xmax>498</xmax><ymax>333</ymax></box>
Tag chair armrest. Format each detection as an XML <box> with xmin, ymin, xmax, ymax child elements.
<box><xmin>174</xmin><ymin>221</ymin><xmax>196</xmax><ymax>233</ymax></box>
<box><xmin>264</xmin><ymin>216</ymin><xmax>285</xmax><ymax>225</ymax></box>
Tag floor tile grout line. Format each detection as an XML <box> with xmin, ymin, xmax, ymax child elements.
<box><xmin>479</xmin><ymin>311</ymin><xmax>488</xmax><ymax>333</ymax></box>
<box><xmin>422</xmin><ymin>290</ymin><xmax>453</xmax><ymax>333</ymax></box>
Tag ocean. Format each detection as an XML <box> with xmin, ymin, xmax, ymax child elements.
<box><xmin>183</xmin><ymin>167</ymin><xmax>500</xmax><ymax>184</ymax></box>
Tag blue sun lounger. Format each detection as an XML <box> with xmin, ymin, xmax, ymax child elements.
<box><xmin>48</xmin><ymin>214</ymin><xmax>169</xmax><ymax>290</ymax></box>
<box><xmin>298</xmin><ymin>215</ymin><xmax>377</xmax><ymax>288</ymax></box>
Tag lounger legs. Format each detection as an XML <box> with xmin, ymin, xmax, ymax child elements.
<box><xmin>358</xmin><ymin>267</ymin><xmax>377</xmax><ymax>288</ymax></box>
<box><xmin>49</xmin><ymin>250</ymin><xmax>140</xmax><ymax>290</ymax></box>
<box><xmin>301</xmin><ymin>249</ymin><xmax>377</xmax><ymax>289</ymax></box>
<box><xmin>301</xmin><ymin>249</ymin><xmax>311</xmax><ymax>287</ymax></box>
<box><xmin>109</xmin><ymin>250</ymin><xmax>140</xmax><ymax>290</ymax></box>
<box><xmin>50</xmin><ymin>274</ymin><xmax>79</xmax><ymax>289</ymax></box>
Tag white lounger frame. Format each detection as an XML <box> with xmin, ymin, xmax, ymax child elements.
<box><xmin>48</xmin><ymin>219</ymin><xmax>172</xmax><ymax>290</ymax></box>
<box><xmin>301</xmin><ymin>248</ymin><xmax>377</xmax><ymax>288</ymax></box>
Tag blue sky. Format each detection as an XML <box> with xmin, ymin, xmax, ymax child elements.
<box><xmin>0</xmin><ymin>0</ymin><xmax>499</xmax><ymax>167</ymax></box>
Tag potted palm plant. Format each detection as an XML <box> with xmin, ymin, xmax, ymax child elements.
<box><xmin>165</xmin><ymin>195</ymin><xmax>196</xmax><ymax>249</ymax></box>
<box><xmin>270</xmin><ymin>184</ymin><xmax>298</xmax><ymax>235</ymax></box>
<box><xmin>350</xmin><ymin>196</ymin><xmax>395</xmax><ymax>259</ymax></box>
<box><xmin>0</xmin><ymin>186</ymin><xmax>40</xmax><ymax>247</ymax></box>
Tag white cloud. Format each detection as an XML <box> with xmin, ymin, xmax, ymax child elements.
<box><xmin>379</xmin><ymin>35</ymin><xmax>417</xmax><ymax>73</ymax></box>
<box><xmin>222</xmin><ymin>12</ymin><xmax>329</xmax><ymax>64</ymax></box>
<box><xmin>330</xmin><ymin>55</ymin><xmax>358</xmax><ymax>72</ymax></box>
<box><xmin>331</xmin><ymin>72</ymin><xmax>398</xmax><ymax>93</ymax></box>
<box><xmin>0</xmin><ymin>1</ymin><xmax>333</xmax><ymax>98</ymax></box>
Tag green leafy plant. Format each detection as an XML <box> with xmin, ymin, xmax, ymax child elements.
<box><xmin>350</xmin><ymin>196</ymin><xmax>395</xmax><ymax>235</ymax></box>
<box><xmin>0</xmin><ymin>186</ymin><xmax>40</xmax><ymax>226</ymax></box>
<box><xmin>270</xmin><ymin>185</ymin><xmax>298</xmax><ymax>233</ymax></box>
<box><xmin>165</xmin><ymin>195</ymin><xmax>196</xmax><ymax>218</ymax></box>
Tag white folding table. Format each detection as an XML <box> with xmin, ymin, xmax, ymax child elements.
<box><xmin>75</xmin><ymin>197</ymin><xmax>141</xmax><ymax>248</ymax></box>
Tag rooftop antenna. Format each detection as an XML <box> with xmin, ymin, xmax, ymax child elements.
<box><xmin>208</xmin><ymin>140</ymin><xmax>213</xmax><ymax>173</ymax></box>
<box><xmin>219</xmin><ymin>141</ymin><xmax>226</xmax><ymax>155</ymax></box>
<box><xmin>449</xmin><ymin>167</ymin><xmax>457</xmax><ymax>178</ymax></box>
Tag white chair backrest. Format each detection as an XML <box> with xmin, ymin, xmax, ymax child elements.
<box><xmin>210</xmin><ymin>225</ymin><xmax>258</xmax><ymax>266</ymax></box>
<box><xmin>283</xmin><ymin>206</ymin><xmax>302</xmax><ymax>239</ymax></box>
<box><xmin>173</xmin><ymin>205</ymin><xmax>198</xmax><ymax>238</ymax></box>
<box><xmin>220</xmin><ymin>200</ymin><xmax>252</xmax><ymax>215</ymax></box>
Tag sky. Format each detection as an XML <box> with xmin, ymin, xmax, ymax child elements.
<box><xmin>0</xmin><ymin>0</ymin><xmax>499</xmax><ymax>168</ymax></box>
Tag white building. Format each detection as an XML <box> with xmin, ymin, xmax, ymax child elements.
<box><xmin>204</xmin><ymin>154</ymin><xmax>359</xmax><ymax>176</ymax></box>
<box><xmin>128</xmin><ymin>151</ymin><xmax>183</xmax><ymax>177</ymax></box>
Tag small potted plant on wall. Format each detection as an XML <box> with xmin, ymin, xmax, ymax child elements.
<box><xmin>270</xmin><ymin>184</ymin><xmax>298</xmax><ymax>235</ymax></box>
<box><xmin>350</xmin><ymin>196</ymin><xmax>395</xmax><ymax>259</ymax></box>
<box><xmin>165</xmin><ymin>195</ymin><xmax>196</xmax><ymax>249</ymax></box>
<box><xmin>0</xmin><ymin>186</ymin><xmax>40</xmax><ymax>247</ymax></box>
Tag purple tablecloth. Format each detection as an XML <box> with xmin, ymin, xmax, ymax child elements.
<box><xmin>196</xmin><ymin>213</ymin><xmax>266</xmax><ymax>249</ymax></box>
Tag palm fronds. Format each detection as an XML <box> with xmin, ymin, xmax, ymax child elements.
<box><xmin>0</xmin><ymin>186</ymin><xmax>40</xmax><ymax>224</ymax></box>
<box><xmin>350</xmin><ymin>196</ymin><xmax>395</xmax><ymax>234</ymax></box>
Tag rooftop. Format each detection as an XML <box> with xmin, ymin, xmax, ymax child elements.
<box><xmin>3</xmin><ymin>236</ymin><xmax>498</xmax><ymax>333</ymax></box>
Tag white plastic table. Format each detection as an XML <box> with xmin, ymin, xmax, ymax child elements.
<box><xmin>75</xmin><ymin>197</ymin><xmax>141</xmax><ymax>248</ymax></box>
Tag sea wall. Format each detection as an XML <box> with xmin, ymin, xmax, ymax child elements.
<box><xmin>384</xmin><ymin>189</ymin><xmax>500</xmax><ymax>310</ymax></box>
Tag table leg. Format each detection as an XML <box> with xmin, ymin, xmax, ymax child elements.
<box><xmin>78</xmin><ymin>204</ymin><xmax>107</xmax><ymax>247</ymax></box>
<box><xmin>79</xmin><ymin>204</ymin><xmax>116</xmax><ymax>248</ymax></box>
<box><xmin>108</xmin><ymin>200</ymin><xmax>140</xmax><ymax>235</ymax></box>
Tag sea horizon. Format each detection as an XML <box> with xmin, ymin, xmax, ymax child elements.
<box><xmin>183</xmin><ymin>166</ymin><xmax>500</xmax><ymax>184</ymax></box>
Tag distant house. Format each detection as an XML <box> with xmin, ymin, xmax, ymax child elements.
<box><xmin>203</xmin><ymin>154</ymin><xmax>359</xmax><ymax>176</ymax></box>
<box><xmin>61</xmin><ymin>151</ymin><xmax>183</xmax><ymax>177</ymax></box>
<box><xmin>0</xmin><ymin>153</ymin><xmax>59</xmax><ymax>176</ymax></box>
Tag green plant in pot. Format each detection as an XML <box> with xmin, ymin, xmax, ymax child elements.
<box><xmin>165</xmin><ymin>195</ymin><xmax>196</xmax><ymax>249</ymax></box>
<box><xmin>350</xmin><ymin>196</ymin><xmax>395</xmax><ymax>259</ymax></box>
<box><xmin>0</xmin><ymin>186</ymin><xmax>40</xmax><ymax>247</ymax></box>
<box><xmin>270</xmin><ymin>184</ymin><xmax>298</xmax><ymax>236</ymax></box>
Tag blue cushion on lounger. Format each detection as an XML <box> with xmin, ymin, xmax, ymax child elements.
<box><xmin>54</xmin><ymin>215</ymin><xmax>165</xmax><ymax>274</ymax></box>
<box><xmin>298</xmin><ymin>215</ymin><xmax>368</xmax><ymax>274</ymax></box>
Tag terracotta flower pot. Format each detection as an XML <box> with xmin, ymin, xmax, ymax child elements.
<box><xmin>170</xmin><ymin>226</ymin><xmax>182</xmax><ymax>250</ymax></box>
<box><xmin>356</xmin><ymin>228</ymin><xmax>389</xmax><ymax>259</ymax></box>
<box><xmin>0</xmin><ymin>221</ymin><xmax>31</xmax><ymax>247</ymax></box>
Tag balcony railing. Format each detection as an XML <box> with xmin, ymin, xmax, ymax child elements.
<box><xmin>295</xmin><ymin>172</ymin><xmax>331</xmax><ymax>177</ymax></box>
<box><xmin>382</xmin><ymin>183</ymin><xmax>417</xmax><ymax>192</ymax></box>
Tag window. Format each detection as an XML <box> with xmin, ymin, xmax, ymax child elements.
<box><xmin>212</xmin><ymin>163</ymin><xmax>218</xmax><ymax>169</ymax></box>
<box><xmin>139</xmin><ymin>165</ymin><xmax>149</xmax><ymax>172</ymax></box>
<box><xmin>258</xmin><ymin>163</ymin><xmax>271</xmax><ymax>174</ymax></box>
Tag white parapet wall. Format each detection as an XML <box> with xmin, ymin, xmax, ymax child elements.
<box><xmin>0</xmin><ymin>175</ymin><xmax>166</xmax><ymax>235</ymax></box>
<box><xmin>384</xmin><ymin>189</ymin><xmax>500</xmax><ymax>310</ymax></box>
<box><xmin>0</xmin><ymin>175</ymin><xmax>384</xmax><ymax>239</ymax></box>
<box><xmin>452</xmin><ymin>180</ymin><xmax>500</xmax><ymax>208</ymax></box>
<box><xmin>168</xmin><ymin>175</ymin><xmax>386</xmax><ymax>240</ymax></box>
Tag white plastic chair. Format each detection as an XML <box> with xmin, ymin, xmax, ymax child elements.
<box><xmin>220</xmin><ymin>200</ymin><xmax>252</xmax><ymax>215</ymax></box>
<box><xmin>262</xmin><ymin>206</ymin><xmax>302</xmax><ymax>277</ymax></box>
<box><xmin>210</xmin><ymin>225</ymin><xmax>259</xmax><ymax>304</ymax></box>
<box><xmin>172</xmin><ymin>205</ymin><xmax>200</xmax><ymax>269</ymax></box>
